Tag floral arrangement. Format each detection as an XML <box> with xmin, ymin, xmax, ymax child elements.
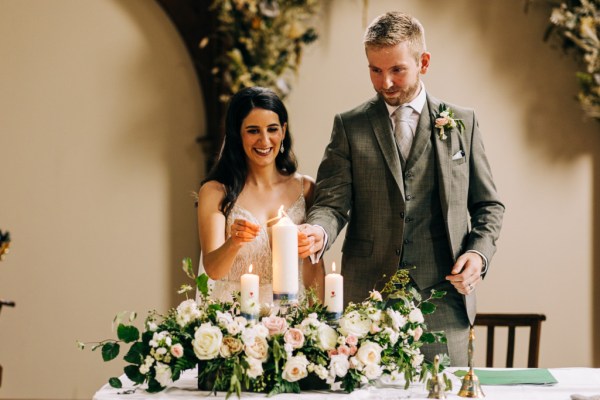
<box><xmin>204</xmin><ymin>0</ymin><xmax>319</xmax><ymax>101</ymax></box>
<box><xmin>79</xmin><ymin>259</ymin><xmax>448</xmax><ymax>398</ymax></box>
<box><xmin>546</xmin><ymin>0</ymin><xmax>600</xmax><ymax>120</ymax></box>
<box><xmin>434</xmin><ymin>104</ymin><xmax>465</xmax><ymax>140</ymax></box>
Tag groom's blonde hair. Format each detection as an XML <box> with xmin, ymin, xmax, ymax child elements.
<box><xmin>363</xmin><ymin>11</ymin><xmax>426</xmax><ymax>62</ymax></box>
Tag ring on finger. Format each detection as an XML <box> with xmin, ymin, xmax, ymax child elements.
<box><xmin>468</xmin><ymin>283</ymin><xmax>473</xmax><ymax>291</ymax></box>
<box><xmin>235</xmin><ymin>231</ymin><xmax>240</xmax><ymax>237</ymax></box>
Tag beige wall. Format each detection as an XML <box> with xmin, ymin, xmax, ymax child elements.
<box><xmin>0</xmin><ymin>0</ymin><xmax>598</xmax><ymax>399</ymax></box>
<box><xmin>0</xmin><ymin>0</ymin><xmax>203</xmax><ymax>398</ymax></box>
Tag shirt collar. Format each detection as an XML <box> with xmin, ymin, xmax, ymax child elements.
<box><xmin>386</xmin><ymin>82</ymin><xmax>427</xmax><ymax>117</ymax></box>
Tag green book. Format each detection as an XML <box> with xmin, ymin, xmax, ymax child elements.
<box><xmin>454</xmin><ymin>369</ymin><xmax>558</xmax><ymax>386</ymax></box>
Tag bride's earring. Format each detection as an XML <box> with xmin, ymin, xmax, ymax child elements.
<box><xmin>280</xmin><ymin>144</ymin><xmax>284</xmax><ymax>154</ymax></box>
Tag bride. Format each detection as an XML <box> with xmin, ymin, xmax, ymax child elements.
<box><xmin>196</xmin><ymin>87</ymin><xmax>324</xmax><ymax>305</ymax></box>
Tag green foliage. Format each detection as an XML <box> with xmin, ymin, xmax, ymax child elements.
<box><xmin>196</xmin><ymin>274</ymin><xmax>209</xmax><ymax>297</ymax></box>
<box><xmin>117</xmin><ymin>324</ymin><xmax>140</xmax><ymax>343</ymax></box>
<box><xmin>108</xmin><ymin>377</ymin><xmax>122</xmax><ymax>389</ymax></box>
<box><xmin>101</xmin><ymin>342</ymin><xmax>119</xmax><ymax>362</ymax></box>
<box><xmin>82</xmin><ymin>261</ymin><xmax>450</xmax><ymax>398</ymax></box>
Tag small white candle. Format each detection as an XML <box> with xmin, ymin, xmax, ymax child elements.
<box><xmin>324</xmin><ymin>262</ymin><xmax>344</xmax><ymax>314</ymax></box>
<box><xmin>241</xmin><ymin>264</ymin><xmax>259</xmax><ymax>318</ymax></box>
<box><xmin>272</xmin><ymin>206</ymin><xmax>298</xmax><ymax>299</ymax></box>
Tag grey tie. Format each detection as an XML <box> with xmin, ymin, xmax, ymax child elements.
<box><xmin>393</xmin><ymin>106</ymin><xmax>414</xmax><ymax>160</ymax></box>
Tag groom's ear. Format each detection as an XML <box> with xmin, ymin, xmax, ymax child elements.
<box><xmin>419</xmin><ymin>52</ymin><xmax>431</xmax><ymax>74</ymax></box>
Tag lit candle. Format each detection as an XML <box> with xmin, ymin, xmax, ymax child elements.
<box><xmin>272</xmin><ymin>206</ymin><xmax>298</xmax><ymax>302</ymax></box>
<box><xmin>324</xmin><ymin>262</ymin><xmax>344</xmax><ymax>317</ymax></box>
<box><xmin>240</xmin><ymin>264</ymin><xmax>259</xmax><ymax>319</ymax></box>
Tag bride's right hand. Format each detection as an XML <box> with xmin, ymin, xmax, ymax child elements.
<box><xmin>230</xmin><ymin>219</ymin><xmax>260</xmax><ymax>245</ymax></box>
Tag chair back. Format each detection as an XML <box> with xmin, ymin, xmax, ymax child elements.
<box><xmin>474</xmin><ymin>313</ymin><xmax>546</xmax><ymax>368</ymax></box>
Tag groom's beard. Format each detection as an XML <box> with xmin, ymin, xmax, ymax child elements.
<box><xmin>378</xmin><ymin>77</ymin><xmax>421</xmax><ymax>107</ymax></box>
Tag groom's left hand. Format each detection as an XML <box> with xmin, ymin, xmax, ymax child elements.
<box><xmin>446</xmin><ymin>252</ymin><xmax>483</xmax><ymax>295</ymax></box>
<box><xmin>297</xmin><ymin>224</ymin><xmax>324</xmax><ymax>259</ymax></box>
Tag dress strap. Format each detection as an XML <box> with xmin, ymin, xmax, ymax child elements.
<box><xmin>299</xmin><ymin>175</ymin><xmax>305</xmax><ymax>199</ymax></box>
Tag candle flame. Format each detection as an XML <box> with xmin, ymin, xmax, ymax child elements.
<box><xmin>332</xmin><ymin>262</ymin><xmax>336</xmax><ymax>273</ymax></box>
<box><xmin>249</xmin><ymin>264</ymin><xmax>253</xmax><ymax>274</ymax></box>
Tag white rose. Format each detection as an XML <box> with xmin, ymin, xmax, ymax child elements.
<box><xmin>215</xmin><ymin>311</ymin><xmax>234</xmax><ymax>329</ymax></box>
<box><xmin>369</xmin><ymin>290</ymin><xmax>383</xmax><ymax>302</ymax></box>
<box><xmin>382</xmin><ymin>327</ymin><xmax>399</xmax><ymax>345</ymax></box>
<box><xmin>411</xmin><ymin>353</ymin><xmax>425</xmax><ymax>368</ymax></box>
<box><xmin>139</xmin><ymin>355</ymin><xmax>154</xmax><ymax>375</ymax></box>
<box><xmin>367</xmin><ymin>307</ymin><xmax>382</xmax><ymax>322</ymax></box>
<box><xmin>245</xmin><ymin>335</ymin><xmax>269</xmax><ymax>362</ymax></box>
<box><xmin>363</xmin><ymin>363</ymin><xmax>383</xmax><ymax>380</ymax></box>
<box><xmin>408</xmin><ymin>308</ymin><xmax>424</xmax><ymax>324</ymax></box>
<box><xmin>356</xmin><ymin>341</ymin><xmax>383</xmax><ymax>366</ymax></box>
<box><xmin>313</xmin><ymin>364</ymin><xmax>329</xmax><ymax>380</ymax></box>
<box><xmin>338</xmin><ymin>310</ymin><xmax>371</xmax><ymax>338</ymax></box>
<box><xmin>282</xmin><ymin>355</ymin><xmax>309</xmax><ymax>382</ymax></box>
<box><xmin>329</xmin><ymin>354</ymin><xmax>350</xmax><ymax>378</ymax></box>
<box><xmin>176</xmin><ymin>299</ymin><xmax>201</xmax><ymax>327</ymax></box>
<box><xmin>226</xmin><ymin>321</ymin><xmax>242</xmax><ymax>336</ymax></box>
<box><xmin>386</xmin><ymin>309</ymin><xmax>407</xmax><ymax>331</ymax></box>
<box><xmin>192</xmin><ymin>323</ymin><xmax>222</xmax><ymax>360</ymax></box>
<box><xmin>147</xmin><ymin>321</ymin><xmax>158</xmax><ymax>332</ymax></box>
<box><xmin>316</xmin><ymin>324</ymin><xmax>338</xmax><ymax>351</ymax></box>
<box><xmin>245</xmin><ymin>356</ymin><xmax>263</xmax><ymax>379</ymax></box>
<box><xmin>241</xmin><ymin>324</ymin><xmax>269</xmax><ymax>346</ymax></box>
<box><xmin>154</xmin><ymin>362</ymin><xmax>173</xmax><ymax>387</ymax></box>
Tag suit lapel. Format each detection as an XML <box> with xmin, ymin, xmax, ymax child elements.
<box><xmin>368</xmin><ymin>96</ymin><xmax>405</xmax><ymax>200</ymax></box>
<box><xmin>430</xmin><ymin>96</ymin><xmax>451</xmax><ymax>215</ymax></box>
<box><xmin>430</xmin><ymin>95</ymin><xmax>465</xmax><ymax>256</ymax></box>
<box><xmin>405</xmin><ymin>101</ymin><xmax>432</xmax><ymax>170</ymax></box>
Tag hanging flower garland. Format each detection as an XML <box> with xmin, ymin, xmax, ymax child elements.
<box><xmin>546</xmin><ymin>0</ymin><xmax>600</xmax><ymax>121</ymax></box>
<box><xmin>203</xmin><ymin>0</ymin><xmax>320</xmax><ymax>102</ymax></box>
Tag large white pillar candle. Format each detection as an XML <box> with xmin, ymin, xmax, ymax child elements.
<box><xmin>240</xmin><ymin>264</ymin><xmax>259</xmax><ymax>319</ymax></box>
<box><xmin>324</xmin><ymin>262</ymin><xmax>344</xmax><ymax>317</ymax></box>
<box><xmin>272</xmin><ymin>206</ymin><xmax>298</xmax><ymax>301</ymax></box>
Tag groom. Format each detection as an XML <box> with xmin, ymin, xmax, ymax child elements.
<box><xmin>298</xmin><ymin>11</ymin><xmax>504</xmax><ymax>366</ymax></box>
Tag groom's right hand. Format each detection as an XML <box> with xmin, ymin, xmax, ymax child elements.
<box><xmin>297</xmin><ymin>224</ymin><xmax>325</xmax><ymax>259</ymax></box>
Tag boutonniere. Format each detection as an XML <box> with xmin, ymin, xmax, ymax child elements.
<box><xmin>434</xmin><ymin>104</ymin><xmax>465</xmax><ymax>140</ymax></box>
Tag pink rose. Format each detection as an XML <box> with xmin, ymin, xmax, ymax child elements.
<box><xmin>283</xmin><ymin>328</ymin><xmax>305</xmax><ymax>349</ymax></box>
<box><xmin>337</xmin><ymin>345</ymin><xmax>351</xmax><ymax>356</ymax></box>
<box><xmin>170</xmin><ymin>343</ymin><xmax>184</xmax><ymax>358</ymax></box>
<box><xmin>261</xmin><ymin>315</ymin><xmax>288</xmax><ymax>337</ymax></box>
<box><xmin>349</xmin><ymin>345</ymin><xmax>358</xmax><ymax>356</ymax></box>
<box><xmin>328</xmin><ymin>349</ymin><xmax>338</xmax><ymax>357</ymax></box>
<box><xmin>345</xmin><ymin>335</ymin><xmax>358</xmax><ymax>346</ymax></box>
<box><xmin>435</xmin><ymin>117</ymin><xmax>449</xmax><ymax>127</ymax></box>
<box><xmin>414</xmin><ymin>326</ymin><xmax>423</xmax><ymax>341</ymax></box>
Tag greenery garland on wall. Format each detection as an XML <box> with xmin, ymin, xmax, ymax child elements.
<box><xmin>544</xmin><ymin>0</ymin><xmax>600</xmax><ymax>121</ymax></box>
<box><xmin>156</xmin><ymin>0</ymin><xmax>320</xmax><ymax>169</ymax></box>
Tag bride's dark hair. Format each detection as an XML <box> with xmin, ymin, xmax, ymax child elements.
<box><xmin>201</xmin><ymin>87</ymin><xmax>297</xmax><ymax>218</ymax></box>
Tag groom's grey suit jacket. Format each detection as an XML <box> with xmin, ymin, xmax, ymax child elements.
<box><xmin>307</xmin><ymin>94</ymin><xmax>504</xmax><ymax>322</ymax></box>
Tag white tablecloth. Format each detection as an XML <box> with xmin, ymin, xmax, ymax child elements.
<box><xmin>93</xmin><ymin>368</ymin><xmax>600</xmax><ymax>400</ymax></box>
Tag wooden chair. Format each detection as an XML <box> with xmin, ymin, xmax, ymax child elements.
<box><xmin>474</xmin><ymin>313</ymin><xmax>546</xmax><ymax>368</ymax></box>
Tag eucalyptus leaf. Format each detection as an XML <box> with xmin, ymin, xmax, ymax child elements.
<box><xmin>182</xmin><ymin>257</ymin><xmax>195</xmax><ymax>280</ymax></box>
<box><xmin>196</xmin><ymin>273</ymin><xmax>209</xmax><ymax>296</ymax></box>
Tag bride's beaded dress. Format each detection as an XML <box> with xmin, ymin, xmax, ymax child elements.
<box><xmin>198</xmin><ymin>180</ymin><xmax>306</xmax><ymax>305</ymax></box>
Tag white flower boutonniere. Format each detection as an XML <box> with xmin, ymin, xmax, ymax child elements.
<box><xmin>434</xmin><ymin>104</ymin><xmax>465</xmax><ymax>140</ymax></box>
